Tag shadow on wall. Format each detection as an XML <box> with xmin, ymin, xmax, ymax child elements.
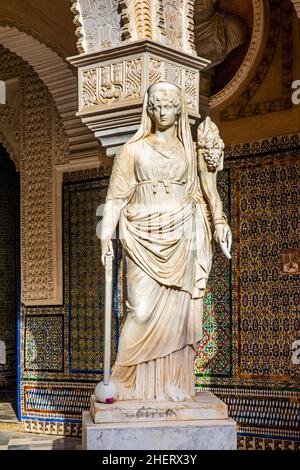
<box><xmin>0</xmin><ymin>144</ymin><xmax>20</xmax><ymax>397</ymax></box>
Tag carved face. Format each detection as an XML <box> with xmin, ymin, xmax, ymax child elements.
<box><xmin>194</xmin><ymin>0</ymin><xmax>217</xmax><ymax>14</ymax></box>
<box><xmin>148</xmin><ymin>95</ymin><xmax>178</xmax><ymax>130</ymax></box>
<box><xmin>147</xmin><ymin>84</ymin><xmax>182</xmax><ymax>131</ymax></box>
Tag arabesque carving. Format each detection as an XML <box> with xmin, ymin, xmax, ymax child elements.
<box><xmin>0</xmin><ymin>104</ymin><xmax>15</xmax><ymax>123</ymax></box>
<box><xmin>125</xmin><ymin>59</ymin><xmax>142</xmax><ymax>99</ymax></box>
<box><xmin>154</xmin><ymin>0</ymin><xmax>165</xmax><ymax>42</ymax></box>
<box><xmin>81</xmin><ymin>58</ymin><xmax>143</xmax><ymax>109</ymax></box>
<box><xmin>0</xmin><ymin>48</ymin><xmax>68</xmax><ymax>305</ymax></box>
<box><xmin>20</xmin><ymin>65</ymin><xmax>63</xmax><ymax>305</ymax></box>
<box><xmin>149</xmin><ymin>58</ymin><xmax>164</xmax><ymax>85</ymax></box>
<box><xmin>133</xmin><ymin>1</ymin><xmax>153</xmax><ymax>39</ymax></box>
<box><xmin>71</xmin><ymin>0</ymin><xmax>122</xmax><ymax>53</ymax></box>
<box><xmin>163</xmin><ymin>0</ymin><xmax>183</xmax><ymax>50</ymax></box>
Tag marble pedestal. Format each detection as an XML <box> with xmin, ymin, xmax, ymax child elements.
<box><xmin>83</xmin><ymin>393</ymin><xmax>237</xmax><ymax>450</ymax></box>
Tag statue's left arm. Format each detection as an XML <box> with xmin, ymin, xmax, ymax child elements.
<box><xmin>197</xmin><ymin>118</ymin><xmax>232</xmax><ymax>260</ymax></box>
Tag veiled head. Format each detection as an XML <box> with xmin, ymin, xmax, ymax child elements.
<box><xmin>147</xmin><ymin>82</ymin><xmax>182</xmax><ymax>130</ymax></box>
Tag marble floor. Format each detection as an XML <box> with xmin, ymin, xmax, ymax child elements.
<box><xmin>0</xmin><ymin>402</ymin><xmax>18</xmax><ymax>423</ymax></box>
<box><xmin>0</xmin><ymin>431</ymin><xmax>82</xmax><ymax>450</ymax></box>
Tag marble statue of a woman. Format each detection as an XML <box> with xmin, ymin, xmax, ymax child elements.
<box><xmin>100</xmin><ymin>82</ymin><xmax>231</xmax><ymax>402</ymax></box>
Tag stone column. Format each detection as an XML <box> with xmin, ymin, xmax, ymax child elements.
<box><xmin>68</xmin><ymin>0</ymin><xmax>210</xmax><ymax>156</ymax></box>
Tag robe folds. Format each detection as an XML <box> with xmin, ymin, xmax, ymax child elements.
<box><xmin>104</xmin><ymin>138</ymin><xmax>214</xmax><ymax>399</ymax></box>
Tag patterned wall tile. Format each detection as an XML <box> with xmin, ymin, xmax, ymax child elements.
<box><xmin>24</xmin><ymin>315</ymin><xmax>63</xmax><ymax>371</ymax></box>
<box><xmin>195</xmin><ymin>170</ymin><xmax>232</xmax><ymax>379</ymax></box>
<box><xmin>64</xmin><ymin>176</ymin><xmax>122</xmax><ymax>374</ymax></box>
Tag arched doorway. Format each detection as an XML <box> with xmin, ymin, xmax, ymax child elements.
<box><xmin>0</xmin><ymin>143</ymin><xmax>20</xmax><ymax>423</ymax></box>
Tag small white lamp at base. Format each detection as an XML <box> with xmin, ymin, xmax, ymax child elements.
<box><xmin>94</xmin><ymin>381</ymin><xmax>117</xmax><ymax>404</ymax></box>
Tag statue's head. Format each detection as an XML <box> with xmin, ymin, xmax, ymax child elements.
<box><xmin>147</xmin><ymin>82</ymin><xmax>182</xmax><ymax>130</ymax></box>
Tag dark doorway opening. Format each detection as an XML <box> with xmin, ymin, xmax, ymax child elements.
<box><xmin>0</xmin><ymin>144</ymin><xmax>20</xmax><ymax>424</ymax></box>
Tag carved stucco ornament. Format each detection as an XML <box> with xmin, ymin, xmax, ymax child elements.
<box><xmin>71</xmin><ymin>0</ymin><xmax>122</xmax><ymax>53</ymax></box>
<box><xmin>194</xmin><ymin>0</ymin><xmax>249</xmax><ymax>67</ymax></box>
<box><xmin>70</xmin><ymin>42</ymin><xmax>209</xmax><ymax>156</ymax></box>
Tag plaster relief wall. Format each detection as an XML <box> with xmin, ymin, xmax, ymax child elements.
<box><xmin>0</xmin><ymin>147</ymin><xmax>19</xmax><ymax>386</ymax></box>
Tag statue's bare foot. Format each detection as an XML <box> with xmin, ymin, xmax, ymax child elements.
<box><xmin>115</xmin><ymin>382</ymin><xmax>135</xmax><ymax>401</ymax></box>
<box><xmin>166</xmin><ymin>385</ymin><xmax>187</xmax><ymax>402</ymax></box>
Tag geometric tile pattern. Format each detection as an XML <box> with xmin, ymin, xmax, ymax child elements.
<box><xmin>235</xmin><ymin>157</ymin><xmax>300</xmax><ymax>380</ymax></box>
<box><xmin>238</xmin><ymin>434</ymin><xmax>300</xmax><ymax>451</ymax></box>
<box><xmin>23</xmin><ymin>386</ymin><xmax>91</xmax><ymax>416</ymax></box>
<box><xmin>194</xmin><ymin>139</ymin><xmax>300</xmax><ymax>447</ymax></box>
<box><xmin>196</xmin><ymin>150</ymin><xmax>300</xmax><ymax>392</ymax></box>
<box><xmin>223</xmin><ymin>396</ymin><xmax>300</xmax><ymax>430</ymax></box>
<box><xmin>19</xmin><ymin>140</ymin><xmax>299</xmax><ymax>449</ymax></box>
<box><xmin>198</xmin><ymin>146</ymin><xmax>300</xmax><ymax>445</ymax></box>
<box><xmin>24</xmin><ymin>316</ymin><xmax>63</xmax><ymax>371</ymax></box>
<box><xmin>0</xmin><ymin>148</ymin><xmax>19</xmax><ymax>384</ymax></box>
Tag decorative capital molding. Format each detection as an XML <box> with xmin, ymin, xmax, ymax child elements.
<box><xmin>71</xmin><ymin>0</ymin><xmax>122</xmax><ymax>54</ymax></box>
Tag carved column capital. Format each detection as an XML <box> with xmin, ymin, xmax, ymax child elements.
<box><xmin>70</xmin><ymin>0</ymin><xmax>196</xmax><ymax>55</ymax></box>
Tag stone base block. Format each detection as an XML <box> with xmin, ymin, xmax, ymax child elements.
<box><xmin>91</xmin><ymin>392</ymin><xmax>228</xmax><ymax>423</ymax></box>
<box><xmin>82</xmin><ymin>411</ymin><xmax>237</xmax><ymax>450</ymax></box>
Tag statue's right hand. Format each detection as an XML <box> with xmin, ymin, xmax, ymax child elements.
<box><xmin>101</xmin><ymin>240</ymin><xmax>114</xmax><ymax>266</ymax></box>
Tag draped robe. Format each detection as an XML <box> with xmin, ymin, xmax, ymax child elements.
<box><xmin>104</xmin><ymin>138</ymin><xmax>214</xmax><ymax>400</ymax></box>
